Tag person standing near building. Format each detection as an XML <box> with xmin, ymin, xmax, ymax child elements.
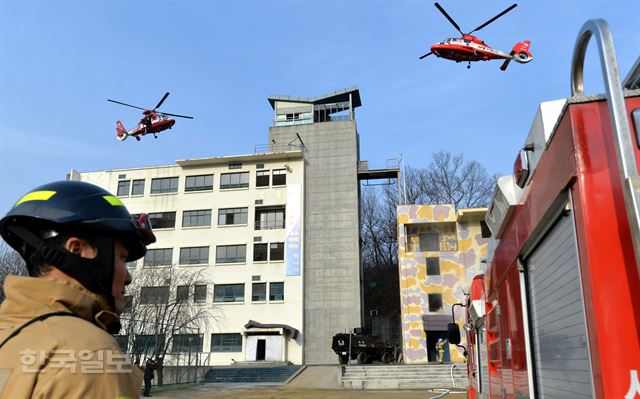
<box><xmin>0</xmin><ymin>180</ymin><xmax>156</xmax><ymax>399</ymax></box>
<box><xmin>143</xmin><ymin>358</ymin><xmax>157</xmax><ymax>397</ymax></box>
<box><xmin>436</xmin><ymin>338</ymin><xmax>447</xmax><ymax>364</ymax></box>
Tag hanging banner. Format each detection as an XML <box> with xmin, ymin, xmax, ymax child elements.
<box><xmin>286</xmin><ymin>184</ymin><xmax>302</xmax><ymax>276</ymax></box>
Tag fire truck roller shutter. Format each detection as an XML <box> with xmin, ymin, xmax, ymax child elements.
<box><xmin>523</xmin><ymin>199</ymin><xmax>595</xmax><ymax>398</ymax></box>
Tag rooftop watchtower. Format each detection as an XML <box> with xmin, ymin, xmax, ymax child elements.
<box><xmin>268</xmin><ymin>87</ymin><xmax>362</xmax><ymax>126</ymax></box>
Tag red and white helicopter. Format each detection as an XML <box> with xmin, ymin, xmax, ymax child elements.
<box><xmin>420</xmin><ymin>2</ymin><xmax>533</xmax><ymax>71</ymax></box>
<box><xmin>107</xmin><ymin>92</ymin><xmax>193</xmax><ymax>141</ymax></box>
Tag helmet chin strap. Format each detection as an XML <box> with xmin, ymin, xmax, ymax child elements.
<box><xmin>36</xmin><ymin>236</ymin><xmax>117</xmax><ymax>310</ymax></box>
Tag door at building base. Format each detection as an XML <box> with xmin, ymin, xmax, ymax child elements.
<box><xmin>245</xmin><ymin>335</ymin><xmax>283</xmax><ymax>362</ymax></box>
<box><xmin>257</xmin><ymin>339</ymin><xmax>266</xmax><ymax>361</ymax></box>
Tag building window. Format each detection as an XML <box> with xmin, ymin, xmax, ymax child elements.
<box><xmin>428</xmin><ymin>293</ymin><xmax>443</xmax><ymax>312</ymax></box>
<box><xmin>419</xmin><ymin>233</ymin><xmax>440</xmax><ymax>252</ymax></box>
<box><xmin>213</xmin><ymin>284</ymin><xmax>244</xmax><ymax>303</ymax></box>
<box><xmin>117</xmin><ymin>180</ymin><xmax>130</xmax><ymax>196</ymax></box>
<box><xmin>272</xmin><ymin>169</ymin><xmax>286</xmax><ymax>186</ymax></box>
<box><xmin>179</xmin><ymin>246</ymin><xmax>209</xmax><ymax>265</ymax></box>
<box><xmin>151</xmin><ymin>177</ymin><xmax>179</xmax><ymax>194</ymax></box>
<box><xmin>215</xmin><ymin>245</ymin><xmax>246</xmax><ymax>264</ymax></box>
<box><xmin>218</xmin><ymin>208</ymin><xmax>248</xmax><ymax>225</ymax></box>
<box><xmin>426</xmin><ymin>257</ymin><xmax>440</xmax><ymax>276</ymax></box>
<box><xmin>228</xmin><ymin>162</ymin><xmax>242</xmax><ymax>170</ymax></box>
<box><xmin>220</xmin><ymin>172</ymin><xmax>249</xmax><ymax>189</ymax></box>
<box><xmin>253</xmin><ymin>243</ymin><xmax>268</xmax><ymax>262</ymax></box>
<box><xmin>194</xmin><ymin>284</ymin><xmax>207</xmax><ymax>303</ymax></box>
<box><xmin>185</xmin><ymin>174</ymin><xmax>213</xmax><ymax>192</ymax></box>
<box><xmin>173</xmin><ymin>334</ymin><xmax>203</xmax><ymax>353</ymax></box>
<box><xmin>124</xmin><ymin>295</ymin><xmax>133</xmax><ymax>314</ymax></box>
<box><xmin>480</xmin><ymin>221</ymin><xmax>492</xmax><ymax>238</ymax></box>
<box><xmin>270</xmin><ymin>242</ymin><xmax>284</xmax><ymax>261</ymax></box>
<box><xmin>131</xmin><ymin>179</ymin><xmax>145</xmax><ymax>196</ymax></box>
<box><xmin>255</xmin><ymin>206</ymin><xmax>285</xmax><ymax>230</ymax></box>
<box><xmin>176</xmin><ymin>285</ymin><xmax>189</xmax><ymax>303</ymax></box>
<box><xmin>211</xmin><ymin>333</ymin><xmax>242</xmax><ymax>352</ymax></box>
<box><xmin>134</xmin><ymin>334</ymin><xmax>165</xmax><ymax>355</ymax></box>
<box><xmin>144</xmin><ymin>248</ymin><xmax>173</xmax><ymax>267</ymax></box>
<box><xmin>269</xmin><ymin>282</ymin><xmax>284</xmax><ymax>301</ymax></box>
<box><xmin>182</xmin><ymin>209</ymin><xmax>211</xmax><ymax>228</ymax></box>
<box><xmin>114</xmin><ymin>335</ymin><xmax>129</xmax><ymax>352</ymax></box>
<box><xmin>252</xmin><ymin>283</ymin><xmax>266</xmax><ymax>301</ymax></box>
<box><xmin>149</xmin><ymin>212</ymin><xmax>176</xmax><ymax>229</ymax></box>
<box><xmin>140</xmin><ymin>286</ymin><xmax>170</xmax><ymax>304</ymax></box>
<box><xmin>256</xmin><ymin>170</ymin><xmax>270</xmax><ymax>187</ymax></box>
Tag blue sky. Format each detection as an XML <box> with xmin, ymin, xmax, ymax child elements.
<box><xmin>1</xmin><ymin>0</ymin><xmax>638</xmax><ymax>213</ymax></box>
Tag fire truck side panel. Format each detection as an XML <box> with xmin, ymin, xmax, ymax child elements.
<box><xmin>487</xmin><ymin>102</ymin><xmax>578</xmax><ymax>398</ymax></box>
<box><xmin>486</xmin><ymin>94</ymin><xmax>640</xmax><ymax>398</ymax></box>
<box><xmin>523</xmin><ymin>203</ymin><xmax>595</xmax><ymax>398</ymax></box>
<box><xmin>504</xmin><ymin>267</ymin><xmax>529</xmax><ymax>397</ymax></box>
<box><xmin>568</xmin><ymin>97</ymin><xmax>640</xmax><ymax>397</ymax></box>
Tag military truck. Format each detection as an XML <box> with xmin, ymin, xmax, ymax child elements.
<box><xmin>331</xmin><ymin>327</ymin><xmax>396</xmax><ymax>364</ymax></box>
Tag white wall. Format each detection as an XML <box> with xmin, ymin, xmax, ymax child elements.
<box><xmin>76</xmin><ymin>152</ymin><xmax>305</xmax><ymax>365</ymax></box>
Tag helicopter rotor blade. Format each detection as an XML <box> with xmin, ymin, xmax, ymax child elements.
<box><xmin>419</xmin><ymin>52</ymin><xmax>433</xmax><ymax>60</ymax></box>
<box><xmin>107</xmin><ymin>99</ymin><xmax>147</xmax><ymax>111</ymax></box>
<box><xmin>434</xmin><ymin>2</ymin><xmax>464</xmax><ymax>36</ymax></box>
<box><xmin>154</xmin><ymin>92</ymin><xmax>170</xmax><ymax>110</ymax></box>
<box><xmin>468</xmin><ymin>3</ymin><xmax>517</xmax><ymax>34</ymax></box>
<box><xmin>157</xmin><ymin>111</ymin><xmax>194</xmax><ymax>119</ymax></box>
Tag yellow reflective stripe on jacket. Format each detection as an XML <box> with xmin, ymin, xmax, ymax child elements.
<box><xmin>102</xmin><ymin>195</ymin><xmax>124</xmax><ymax>206</ymax></box>
<box><xmin>15</xmin><ymin>190</ymin><xmax>56</xmax><ymax>206</ymax></box>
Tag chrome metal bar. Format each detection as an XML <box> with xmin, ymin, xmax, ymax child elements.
<box><xmin>571</xmin><ymin>19</ymin><xmax>640</xmax><ymax>273</ymax></box>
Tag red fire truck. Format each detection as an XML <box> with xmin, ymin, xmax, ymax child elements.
<box><xmin>449</xmin><ymin>20</ymin><xmax>640</xmax><ymax>398</ymax></box>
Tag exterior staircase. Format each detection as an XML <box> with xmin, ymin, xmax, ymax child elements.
<box><xmin>203</xmin><ymin>363</ymin><xmax>301</xmax><ymax>384</ymax></box>
<box><xmin>341</xmin><ymin>363</ymin><xmax>467</xmax><ymax>389</ymax></box>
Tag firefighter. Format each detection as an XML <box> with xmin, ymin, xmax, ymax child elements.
<box><xmin>436</xmin><ymin>338</ymin><xmax>447</xmax><ymax>364</ymax></box>
<box><xmin>0</xmin><ymin>180</ymin><xmax>156</xmax><ymax>399</ymax></box>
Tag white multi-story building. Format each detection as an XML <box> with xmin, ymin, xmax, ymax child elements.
<box><xmin>69</xmin><ymin>150</ymin><xmax>305</xmax><ymax>365</ymax></box>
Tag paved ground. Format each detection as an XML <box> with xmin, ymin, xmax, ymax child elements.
<box><xmin>148</xmin><ymin>384</ymin><xmax>467</xmax><ymax>399</ymax></box>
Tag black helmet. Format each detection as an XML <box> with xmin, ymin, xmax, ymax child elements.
<box><xmin>0</xmin><ymin>180</ymin><xmax>156</xmax><ymax>308</ymax></box>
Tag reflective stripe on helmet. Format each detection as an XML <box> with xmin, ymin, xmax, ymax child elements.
<box><xmin>14</xmin><ymin>190</ymin><xmax>57</xmax><ymax>206</ymax></box>
<box><xmin>102</xmin><ymin>195</ymin><xmax>125</xmax><ymax>206</ymax></box>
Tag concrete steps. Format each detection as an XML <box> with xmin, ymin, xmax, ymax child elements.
<box><xmin>341</xmin><ymin>364</ymin><xmax>467</xmax><ymax>389</ymax></box>
<box><xmin>203</xmin><ymin>365</ymin><xmax>301</xmax><ymax>383</ymax></box>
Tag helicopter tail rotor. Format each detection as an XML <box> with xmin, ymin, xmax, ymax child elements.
<box><xmin>116</xmin><ymin>121</ymin><xmax>129</xmax><ymax>141</ymax></box>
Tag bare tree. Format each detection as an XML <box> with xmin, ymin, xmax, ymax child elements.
<box><xmin>420</xmin><ymin>150</ymin><xmax>497</xmax><ymax>208</ymax></box>
<box><xmin>119</xmin><ymin>264</ymin><xmax>220</xmax><ymax>385</ymax></box>
<box><xmin>0</xmin><ymin>242</ymin><xmax>27</xmax><ymax>303</ymax></box>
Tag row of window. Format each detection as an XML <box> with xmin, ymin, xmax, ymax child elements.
<box><xmin>117</xmin><ymin>170</ymin><xmax>287</xmax><ymax>197</ymax></box>
<box><xmin>135</xmin><ymin>207</ymin><xmax>285</xmax><ymax>231</ymax></box>
<box><xmin>133</xmin><ymin>282</ymin><xmax>285</xmax><ymax>305</ymax></box>
<box><xmin>405</xmin><ymin>222</ymin><xmax>491</xmax><ymax>253</ymax></box>
<box><xmin>115</xmin><ymin>333</ymin><xmax>244</xmax><ymax>354</ymax></box>
<box><xmin>132</xmin><ymin>242</ymin><xmax>285</xmax><ymax>267</ymax></box>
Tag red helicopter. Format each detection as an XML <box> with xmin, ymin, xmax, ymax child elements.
<box><xmin>420</xmin><ymin>2</ymin><xmax>533</xmax><ymax>71</ymax></box>
<box><xmin>107</xmin><ymin>92</ymin><xmax>193</xmax><ymax>141</ymax></box>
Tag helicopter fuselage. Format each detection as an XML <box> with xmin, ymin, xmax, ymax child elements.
<box><xmin>431</xmin><ymin>36</ymin><xmax>511</xmax><ymax>63</ymax></box>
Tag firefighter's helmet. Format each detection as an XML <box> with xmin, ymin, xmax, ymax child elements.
<box><xmin>0</xmin><ymin>180</ymin><xmax>156</xmax><ymax>302</ymax></box>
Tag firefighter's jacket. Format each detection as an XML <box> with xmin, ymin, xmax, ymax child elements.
<box><xmin>0</xmin><ymin>275</ymin><xmax>142</xmax><ymax>399</ymax></box>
